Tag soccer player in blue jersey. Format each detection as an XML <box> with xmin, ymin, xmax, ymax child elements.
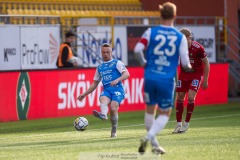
<box><xmin>134</xmin><ymin>2</ymin><xmax>192</xmax><ymax>155</ymax></box>
<box><xmin>77</xmin><ymin>43</ymin><xmax>130</xmax><ymax>138</ymax></box>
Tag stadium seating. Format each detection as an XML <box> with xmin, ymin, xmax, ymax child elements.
<box><xmin>0</xmin><ymin>0</ymin><xmax>159</xmax><ymax>25</ymax></box>
<box><xmin>1</xmin><ymin>0</ymin><xmax>142</xmax><ymax>13</ymax></box>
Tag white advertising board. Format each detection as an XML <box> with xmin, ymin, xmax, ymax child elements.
<box><xmin>178</xmin><ymin>26</ymin><xmax>216</xmax><ymax>63</ymax></box>
<box><xmin>20</xmin><ymin>26</ymin><xmax>60</xmax><ymax>69</ymax></box>
<box><xmin>0</xmin><ymin>25</ymin><xmax>21</xmax><ymax>70</ymax></box>
<box><xmin>77</xmin><ymin>26</ymin><xmax>128</xmax><ymax>67</ymax></box>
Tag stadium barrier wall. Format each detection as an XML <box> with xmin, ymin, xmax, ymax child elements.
<box><xmin>0</xmin><ymin>25</ymin><xmax>60</xmax><ymax>70</ymax></box>
<box><xmin>0</xmin><ymin>64</ymin><xmax>228</xmax><ymax>122</ymax></box>
<box><xmin>0</xmin><ymin>25</ymin><xmax>128</xmax><ymax>69</ymax></box>
<box><xmin>0</xmin><ymin>25</ymin><xmax>216</xmax><ymax>70</ymax></box>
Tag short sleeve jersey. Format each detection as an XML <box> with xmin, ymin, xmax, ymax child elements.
<box><xmin>93</xmin><ymin>59</ymin><xmax>127</xmax><ymax>89</ymax></box>
<box><xmin>180</xmin><ymin>41</ymin><xmax>207</xmax><ymax>79</ymax></box>
<box><xmin>140</xmin><ymin>25</ymin><xmax>186</xmax><ymax>79</ymax></box>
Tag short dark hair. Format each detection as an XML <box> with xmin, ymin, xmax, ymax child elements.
<box><xmin>65</xmin><ymin>31</ymin><xmax>75</xmax><ymax>38</ymax></box>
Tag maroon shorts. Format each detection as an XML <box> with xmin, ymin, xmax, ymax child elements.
<box><xmin>176</xmin><ymin>76</ymin><xmax>203</xmax><ymax>92</ymax></box>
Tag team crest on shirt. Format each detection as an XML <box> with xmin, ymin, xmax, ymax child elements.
<box><xmin>109</xmin><ymin>62</ymin><xmax>117</xmax><ymax>68</ymax></box>
<box><xmin>115</xmin><ymin>92</ymin><xmax>122</xmax><ymax>99</ymax></box>
<box><xmin>114</xmin><ymin>92</ymin><xmax>121</xmax><ymax>96</ymax></box>
<box><xmin>109</xmin><ymin>63</ymin><xmax>114</xmax><ymax>68</ymax></box>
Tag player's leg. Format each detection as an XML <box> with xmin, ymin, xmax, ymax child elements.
<box><xmin>180</xmin><ymin>77</ymin><xmax>202</xmax><ymax>133</ymax></box>
<box><xmin>186</xmin><ymin>89</ymin><xmax>197</xmax><ymax>122</ymax></box>
<box><xmin>140</xmin><ymin>79</ymin><xmax>174</xmax><ymax>155</ymax></box>
<box><xmin>147</xmin><ymin>108</ymin><xmax>170</xmax><ymax>155</ymax></box>
<box><xmin>109</xmin><ymin>100</ymin><xmax>119</xmax><ymax>138</ymax></box>
<box><xmin>144</xmin><ymin>105</ymin><xmax>159</xmax><ymax>152</ymax></box>
<box><xmin>92</xmin><ymin>92</ymin><xmax>111</xmax><ymax>120</ymax></box>
<box><xmin>173</xmin><ymin>79</ymin><xmax>188</xmax><ymax>133</ymax></box>
<box><xmin>179</xmin><ymin>89</ymin><xmax>197</xmax><ymax>133</ymax></box>
<box><xmin>109</xmin><ymin>88</ymin><xmax>125</xmax><ymax>138</ymax></box>
<box><xmin>99</xmin><ymin>96</ymin><xmax>111</xmax><ymax>118</ymax></box>
<box><xmin>139</xmin><ymin>79</ymin><xmax>157</xmax><ymax>154</ymax></box>
<box><xmin>139</xmin><ymin>104</ymin><xmax>156</xmax><ymax>154</ymax></box>
<box><xmin>143</xmin><ymin>79</ymin><xmax>157</xmax><ymax>131</ymax></box>
<box><xmin>173</xmin><ymin>92</ymin><xmax>186</xmax><ymax>133</ymax></box>
<box><xmin>145</xmin><ymin>105</ymin><xmax>157</xmax><ymax>131</ymax></box>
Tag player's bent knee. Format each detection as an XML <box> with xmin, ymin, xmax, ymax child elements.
<box><xmin>188</xmin><ymin>100</ymin><xmax>195</xmax><ymax>104</ymax></box>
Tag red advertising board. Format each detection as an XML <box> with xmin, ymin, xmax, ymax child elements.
<box><xmin>186</xmin><ymin>63</ymin><xmax>228</xmax><ymax>105</ymax></box>
<box><xmin>0</xmin><ymin>64</ymin><xmax>228</xmax><ymax>122</ymax></box>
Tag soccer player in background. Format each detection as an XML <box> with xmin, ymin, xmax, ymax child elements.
<box><xmin>172</xmin><ymin>28</ymin><xmax>210</xmax><ymax>133</ymax></box>
<box><xmin>77</xmin><ymin>43</ymin><xmax>130</xmax><ymax>138</ymax></box>
<box><xmin>134</xmin><ymin>2</ymin><xmax>192</xmax><ymax>155</ymax></box>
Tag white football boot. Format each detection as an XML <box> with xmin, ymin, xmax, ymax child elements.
<box><xmin>179</xmin><ymin>122</ymin><xmax>189</xmax><ymax>133</ymax></box>
<box><xmin>92</xmin><ymin>110</ymin><xmax>108</xmax><ymax>120</ymax></box>
<box><xmin>172</xmin><ymin>124</ymin><xmax>182</xmax><ymax>134</ymax></box>
<box><xmin>111</xmin><ymin>132</ymin><xmax>117</xmax><ymax>138</ymax></box>
<box><xmin>152</xmin><ymin>146</ymin><xmax>166</xmax><ymax>155</ymax></box>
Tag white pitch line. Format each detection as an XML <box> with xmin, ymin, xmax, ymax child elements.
<box><xmin>0</xmin><ymin>113</ymin><xmax>239</xmax><ymax>140</ymax></box>
<box><xmin>91</xmin><ymin>113</ymin><xmax>240</xmax><ymax>130</ymax></box>
<box><xmin>180</xmin><ymin>113</ymin><xmax>240</xmax><ymax>121</ymax></box>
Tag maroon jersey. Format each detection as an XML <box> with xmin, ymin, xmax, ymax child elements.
<box><xmin>179</xmin><ymin>41</ymin><xmax>207</xmax><ymax>80</ymax></box>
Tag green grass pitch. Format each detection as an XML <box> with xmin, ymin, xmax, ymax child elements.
<box><xmin>0</xmin><ymin>102</ymin><xmax>240</xmax><ymax>160</ymax></box>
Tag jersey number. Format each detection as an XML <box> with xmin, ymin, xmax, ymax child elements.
<box><xmin>153</xmin><ymin>35</ymin><xmax>177</xmax><ymax>56</ymax></box>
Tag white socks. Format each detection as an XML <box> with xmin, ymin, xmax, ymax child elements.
<box><xmin>177</xmin><ymin>122</ymin><xmax>182</xmax><ymax>126</ymax></box>
<box><xmin>144</xmin><ymin>112</ymin><xmax>155</xmax><ymax>131</ymax></box>
<box><xmin>100</xmin><ymin>103</ymin><xmax>108</xmax><ymax>116</ymax></box>
<box><xmin>147</xmin><ymin>115</ymin><xmax>169</xmax><ymax>140</ymax></box>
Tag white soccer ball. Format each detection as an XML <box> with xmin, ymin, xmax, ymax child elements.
<box><xmin>68</xmin><ymin>56</ymin><xmax>78</xmax><ymax>64</ymax></box>
<box><xmin>74</xmin><ymin>117</ymin><xmax>88</xmax><ymax>131</ymax></box>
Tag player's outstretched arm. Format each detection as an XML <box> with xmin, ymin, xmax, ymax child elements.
<box><xmin>77</xmin><ymin>80</ymin><xmax>100</xmax><ymax>101</ymax></box>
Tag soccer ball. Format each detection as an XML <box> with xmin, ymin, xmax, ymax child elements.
<box><xmin>74</xmin><ymin>117</ymin><xmax>88</xmax><ymax>131</ymax></box>
<box><xmin>68</xmin><ymin>56</ymin><xmax>78</xmax><ymax>63</ymax></box>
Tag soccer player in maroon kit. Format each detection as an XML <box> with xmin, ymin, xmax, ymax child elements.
<box><xmin>173</xmin><ymin>28</ymin><xmax>210</xmax><ymax>133</ymax></box>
